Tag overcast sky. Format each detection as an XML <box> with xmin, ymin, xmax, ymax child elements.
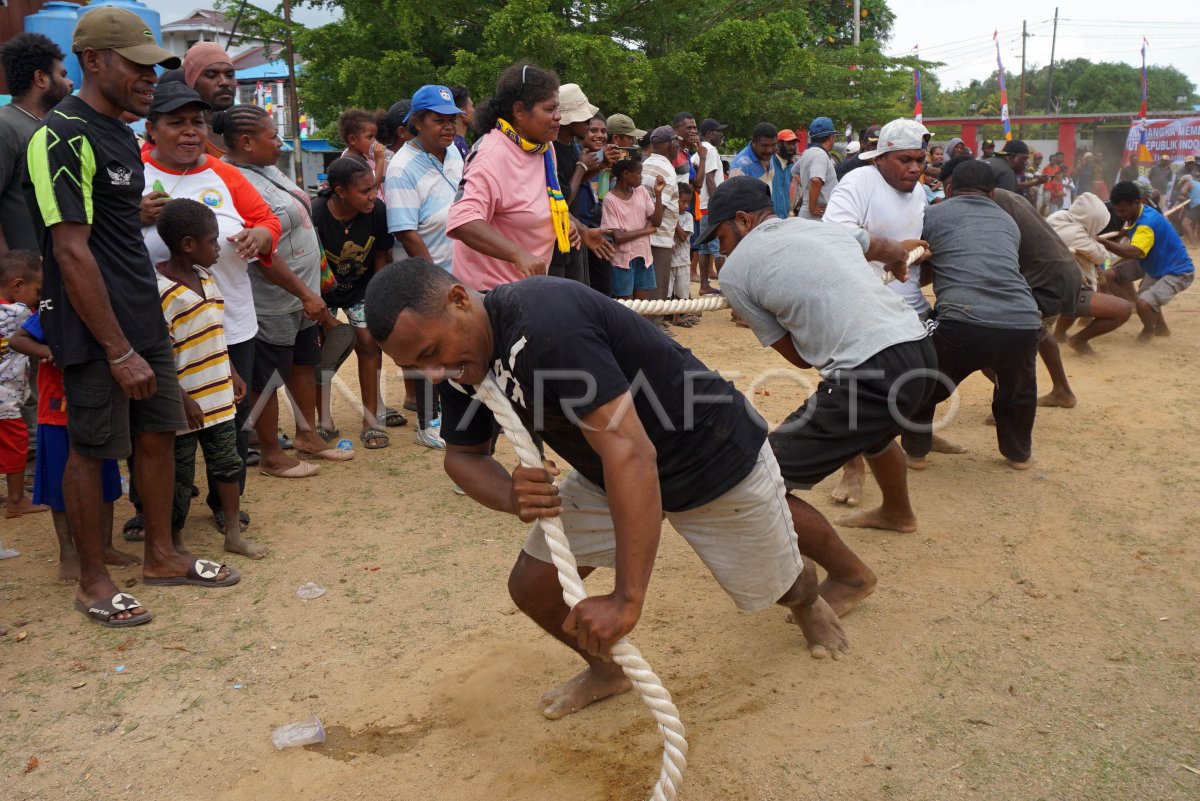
<box><xmin>144</xmin><ymin>0</ymin><xmax>1199</xmax><ymax>99</ymax></box>
<box><xmin>884</xmin><ymin>0</ymin><xmax>1199</xmax><ymax>97</ymax></box>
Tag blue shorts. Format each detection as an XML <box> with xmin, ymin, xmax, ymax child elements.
<box><xmin>691</xmin><ymin>214</ymin><xmax>720</xmax><ymax>255</ymax></box>
<box><xmin>611</xmin><ymin>257</ymin><xmax>656</xmax><ymax>298</ymax></box>
<box><xmin>33</xmin><ymin>424</ymin><xmax>122</xmax><ymax>513</ymax></box>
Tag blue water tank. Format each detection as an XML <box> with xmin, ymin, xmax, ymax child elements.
<box><xmin>22</xmin><ymin>2</ymin><xmax>83</xmax><ymax>89</ymax></box>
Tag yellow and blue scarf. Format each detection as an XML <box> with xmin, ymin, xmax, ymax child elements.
<box><xmin>497</xmin><ymin>118</ymin><xmax>572</xmax><ymax>253</ymax></box>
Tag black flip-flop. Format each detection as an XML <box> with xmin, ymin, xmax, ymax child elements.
<box><xmin>74</xmin><ymin>593</ymin><xmax>153</xmax><ymax>628</ymax></box>
<box><xmin>360</xmin><ymin>427</ymin><xmax>390</xmax><ymax>449</ymax></box>
<box><xmin>317</xmin><ymin>323</ymin><xmax>356</xmax><ymax>375</ymax></box>
<box><xmin>143</xmin><ymin>559</ymin><xmax>241</xmax><ymax>588</ymax></box>
<box><xmin>122</xmin><ymin>514</ymin><xmax>145</xmax><ymax>542</ymax></box>
<box><xmin>382</xmin><ymin>407</ymin><xmax>407</xmax><ymax>427</ymax></box>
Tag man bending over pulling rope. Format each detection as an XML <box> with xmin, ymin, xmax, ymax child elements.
<box><xmin>700</xmin><ymin>176</ymin><xmax>937</xmax><ymax>534</ymax></box>
<box><xmin>366</xmin><ymin>260</ymin><xmax>874</xmax><ymax>719</ymax></box>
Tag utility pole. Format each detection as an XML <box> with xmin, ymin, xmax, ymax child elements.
<box><xmin>1019</xmin><ymin>20</ymin><xmax>1028</xmax><ymax>138</ymax></box>
<box><xmin>852</xmin><ymin>0</ymin><xmax>860</xmax><ymax>45</ymax></box>
<box><xmin>1045</xmin><ymin>7</ymin><xmax>1059</xmax><ymax>114</ymax></box>
<box><xmin>282</xmin><ymin>0</ymin><xmax>304</xmax><ymax>188</ymax></box>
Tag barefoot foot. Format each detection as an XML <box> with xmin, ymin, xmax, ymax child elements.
<box><xmin>836</xmin><ymin>505</ymin><xmax>917</xmax><ymax>533</ymax></box>
<box><xmin>819</xmin><ymin>568</ymin><xmax>878</xmax><ymax>617</ymax></box>
<box><xmin>57</xmin><ymin>556</ymin><xmax>80</xmax><ymax>583</ymax></box>
<box><xmin>931</xmin><ymin>434</ymin><xmax>967</xmax><ymax>454</ymax></box>
<box><xmin>1136</xmin><ymin>329</ymin><xmax>1154</xmax><ymax>344</ymax></box>
<box><xmin>829</xmin><ymin>470</ymin><xmax>864</xmax><ymax>506</ymax></box>
<box><xmin>540</xmin><ymin>666</ymin><xmax>633</xmax><ymax>720</ymax></box>
<box><xmin>224</xmin><ymin>534</ymin><xmax>268</xmax><ymax>560</ymax></box>
<box><xmin>1006</xmin><ymin>458</ymin><xmax>1033</xmax><ymax>471</ymax></box>
<box><xmin>1066</xmin><ymin>335</ymin><xmax>1095</xmax><ymax>356</ymax></box>
<box><xmin>1037</xmin><ymin>390</ymin><xmax>1077</xmax><ymax>408</ymax></box>
<box><xmin>788</xmin><ymin>596</ymin><xmax>849</xmax><ymax>660</ymax></box>
<box><xmin>906</xmin><ymin>454</ymin><xmax>930</xmax><ymax>470</ymax></box>
<box><xmin>103</xmin><ymin>546</ymin><xmax>142</xmax><ymax>568</ymax></box>
<box><xmin>6</xmin><ymin>498</ymin><xmax>49</xmax><ymax>518</ymax></box>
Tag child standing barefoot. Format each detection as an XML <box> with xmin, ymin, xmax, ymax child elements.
<box><xmin>0</xmin><ymin>251</ymin><xmax>48</xmax><ymax>518</ymax></box>
<box><xmin>10</xmin><ymin>311</ymin><xmax>139</xmax><ymax>581</ymax></box>
<box><xmin>155</xmin><ymin>200</ymin><xmax>266</xmax><ymax>559</ymax></box>
<box><xmin>600</xmin><ymin>154</ymin><xmax>665</xmax><ymax>301</ymax></box>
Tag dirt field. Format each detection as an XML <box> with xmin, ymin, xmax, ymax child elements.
<box><xmin>3</xmin><ymin>271</ymin><xmax>1199</xmax><ymax>801</ymax></box>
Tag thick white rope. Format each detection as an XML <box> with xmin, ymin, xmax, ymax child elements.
<box><xmin>615</xmin><ymin>295</ymin><xmax>729</xmax><ymax>314</ymax></box>
<box><xmin>473</xmin><ymin>375</ymin><xmax>687</xmax><ymax>801</ymax></box>
<box><xmin>882</xmin><ymin>246</ymin><xmax>932</xmax><ymax>284</ymax></box>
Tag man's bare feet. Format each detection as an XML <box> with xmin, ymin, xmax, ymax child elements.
<box><xmin>931</xmin><ymin>434</ymin><xmax>967</xmax><ymax>454</ymax></box>
<box><xmin>57</xmin><ymin>556</ymin><xmax>80</xmax><ymax>583</ymax></box>
<box><xmin>1136</xmin><ymin>329</ymin><xmax>1154</xmax><ymax>343</ymax></box>
<box><xmin>539</xmin><ymin>665</ymin><xmax>632</xmax><ymax>720</ymax></box>
<box><xmin>1037</xmin><ymin>390</ymin><xmax>1077</xmax><ymax>408</ymax></box>
<box><xmin>224</xmin><ymin>534</ymin><xmax>268</xmax><ymax>560</ymax></box>
<box><xmin>1006</xmin><ymin>458</ymin><xmax>1033</xmax><ymax>471</ymax></box>
<box><xmin>1066</xmin><ymin>335</ymin><xmax>1095</xmax><ymax>356</ymax></box>
<box><xmin>906</xmin><ymin>454</ymin><xmax>930</xmax><ymax>470</ymax></box>
<box><xmin>103</xmin><ymin>546</ymin><xmax>142</xmax><ymax>568</ymax></box>
<box><xmin>1155</xmin><ymin>324</ymin><xmax>1171</xmax><ymax>337</ymax></box>
<box><xmin>6</xmin><ymin>498</ymin><xmax>49</xmax><ymax>518</ymax></box>
<box><xmin>818</xmin><ymin>568</ymin><xmax>877</xmax><ymax>617</ymax></box>
<box><xmin>787</xmin><ymin>597</ymin><xmax>849</xmax><ymax>659</ymax></box>
<box><xmin>829</xmin><ymin>469</ymin><xmax>864</xmax><ymax>506</ymax></box>
<box><xmin>836</xmin><ymin>506</ymin><xmax>918</xmax><ymax>533</ymax></box>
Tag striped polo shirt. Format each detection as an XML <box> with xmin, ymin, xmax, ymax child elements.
<box><xmin>384</xmin><ymin>139</ymin><xmax>464</xmax><ymax>271</ymax></box>
<box><xmin>157</xmin><ymin>266</ymin><xmax>236</xmax><ymax>431</ymax></box>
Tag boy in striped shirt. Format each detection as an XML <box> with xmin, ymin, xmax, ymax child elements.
<box><xmin>155</xmin><ymin>199</ymin><xmax>265</xmax><ymax>559</ymax></box>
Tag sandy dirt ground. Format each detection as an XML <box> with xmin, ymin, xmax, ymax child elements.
<box><xmin>3</xmin><ymin>268</ymin><xmax>1200</xmax><ymax>801</ymax></box>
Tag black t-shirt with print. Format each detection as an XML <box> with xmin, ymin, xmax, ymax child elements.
<box><xmin>438</xmin><ymin>277</ymin><xmax>767</xmax><ymax>512</ymax></box>
<box><xmin>26</xmin><ymin>95</ymin><xmax>168</xmax><ymax>367</ymax></box>
<box><xmin>311</xmin><ymin>196</ymin><xmax>390</xmax><ymax>308</ymax></box>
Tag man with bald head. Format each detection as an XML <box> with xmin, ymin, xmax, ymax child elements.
<box><xmin>182</xmin><ymin>42</ymin><xmax>236</xmax><ymax>155</ymax></box>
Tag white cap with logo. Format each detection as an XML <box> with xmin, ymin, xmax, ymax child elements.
<box><xmin>861</xmin><ymin>118</ymin><xmax>930</xmax><ymax>160</ymax></box>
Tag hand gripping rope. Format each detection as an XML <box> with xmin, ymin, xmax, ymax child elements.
<box><xmin>472</xmin><ymin>376</ymin><xmax>688</xmax><ymax>801</ymax></box>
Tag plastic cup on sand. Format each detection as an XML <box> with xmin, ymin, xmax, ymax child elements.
<box><xmin>272</xmin><ymin>716</ymin><xmax>325</xmax><ymax>749</ymax></box>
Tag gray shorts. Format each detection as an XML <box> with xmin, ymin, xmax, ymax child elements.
<box><xmin>1139</xmin><ymin>272</ymin><xmax>1194</xmax><ymax>312</ymax></box>
<box><xmin>522</xmin><ymin>441</ymin><xmax>804</xmax><ymax>612</ymax></box>
<box><xmin>62</xmin><ymin>338</ymin><xmax>187</xmax><ymax>461</ymax></box>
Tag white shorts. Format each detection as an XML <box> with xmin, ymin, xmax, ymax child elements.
<box><xmin>522</xmin><ymin>441</ymin><xmax>804</xmax><ymax>612</ymax></box>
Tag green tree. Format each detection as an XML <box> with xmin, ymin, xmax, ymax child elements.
<box><xmin>223</xmin><ymin>0</ymin><xmax>912</xmax><ymax>144</ymax></box>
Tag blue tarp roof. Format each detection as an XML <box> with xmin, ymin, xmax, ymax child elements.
<box><xmin>299</xmin><ymin>138</ymin><xmax>339</xmax><ymax>153</ymax></box>
<box><xmin>236</xmin><ymin>61</ymin><xmax>296</xmax><ymax>81</ymax></box>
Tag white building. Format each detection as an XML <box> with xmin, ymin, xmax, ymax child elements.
<box><xmin>160</xmin><ymin>8</ymin><xmax>276</xmax><ymax>68</ymax></box>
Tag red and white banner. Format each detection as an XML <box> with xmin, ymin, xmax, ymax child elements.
<box><xmin>1122</xmin><ymin>117</ymin><xmax>1200</xmax><ymax>164</ymax></box>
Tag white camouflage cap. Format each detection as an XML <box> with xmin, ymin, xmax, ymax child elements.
<box><xmin>861</xmin><ymin>118</ymin><xmax>930</xmax><ymax>160</ymax></box>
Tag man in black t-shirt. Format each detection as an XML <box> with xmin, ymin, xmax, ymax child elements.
<box><xmin>366</xmin><ymin>261</ymin><xmax>873</xmax><ymax>720</ymax></box>
<box><xmin>27</xmin><ymin>8</ymin><xmax>238</xmax><ymax>628</ymax></box>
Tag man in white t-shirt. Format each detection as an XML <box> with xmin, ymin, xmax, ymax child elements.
<box><xmin>823</xmin><ymin>118</ymin><xmax>966</xmax><ymax>504</ymax></box>
<box><xmin>642</xmin><ymin>126</ymin><xmax>682</xmax><ymax>325</ymax></box>
<box><xmin>691</xmin><ymin>118</ymin><xmax>726</xmax><ymax>293</ymax></box>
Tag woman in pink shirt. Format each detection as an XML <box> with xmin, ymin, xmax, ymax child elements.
<box><xmin>446</xmin><ymin>63</ymin><xmax>611</xmax><ymax>290</ymax></box>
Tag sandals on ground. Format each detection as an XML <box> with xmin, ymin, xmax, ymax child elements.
<box><xmin>361</xmin><ymin>427</ymin><xmax>390</xmax><ymax>449</ymax></box>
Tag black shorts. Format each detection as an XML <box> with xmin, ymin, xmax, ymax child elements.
<box><xmin>768</xmin><ymin>338</ymin><xmax>938</xmax><ymax>490</ymax></box>
<box><xmin>252</xmin><ymin>325</ymin><xmax>320</xmax><ymax>392</ymax></box>
<box><xmin>62</xmin><ymin>337</ymin><xmax>186</xmax><ymax>461</ymax></box>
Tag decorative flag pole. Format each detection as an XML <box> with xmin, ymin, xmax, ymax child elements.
<box><xmin>1136</xmin><ymin>37</ymin><xmax>1153</xmax><ymax>169</ymax></box>
<box><xmin>993</xmin><ymin>31</ymin><xmax>1012</xmax><ymax>141</ymax></box>
<box><xmin>913</xmin><ymin>46</ymin><xmax>923</xmax><ymax>124</ymax></box>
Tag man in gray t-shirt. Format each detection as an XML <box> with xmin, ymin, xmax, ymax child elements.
<box><xmin>914</xmin><ymin>159</ymin><xmax>1042</xmax><ymax>470</ymax></box>
<box><xmin>792</xmin><ymin>117</ymin><xmax>838</xmax><ymax>220</ymax></box>
<box><xmin>702</xmin><ymin>177</ymin><xmax>938</xmax><ymax>556</ymax></box>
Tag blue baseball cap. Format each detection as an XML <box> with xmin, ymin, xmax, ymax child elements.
<box><xmin>404</xmin><ymin>85</ymin><xmax>463</xmax><ymax>123</ymax></box>
<box><xmin>808</xmin><ymin>116</ymin><xmax>836</xmax><ymax>139</ymax></box>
